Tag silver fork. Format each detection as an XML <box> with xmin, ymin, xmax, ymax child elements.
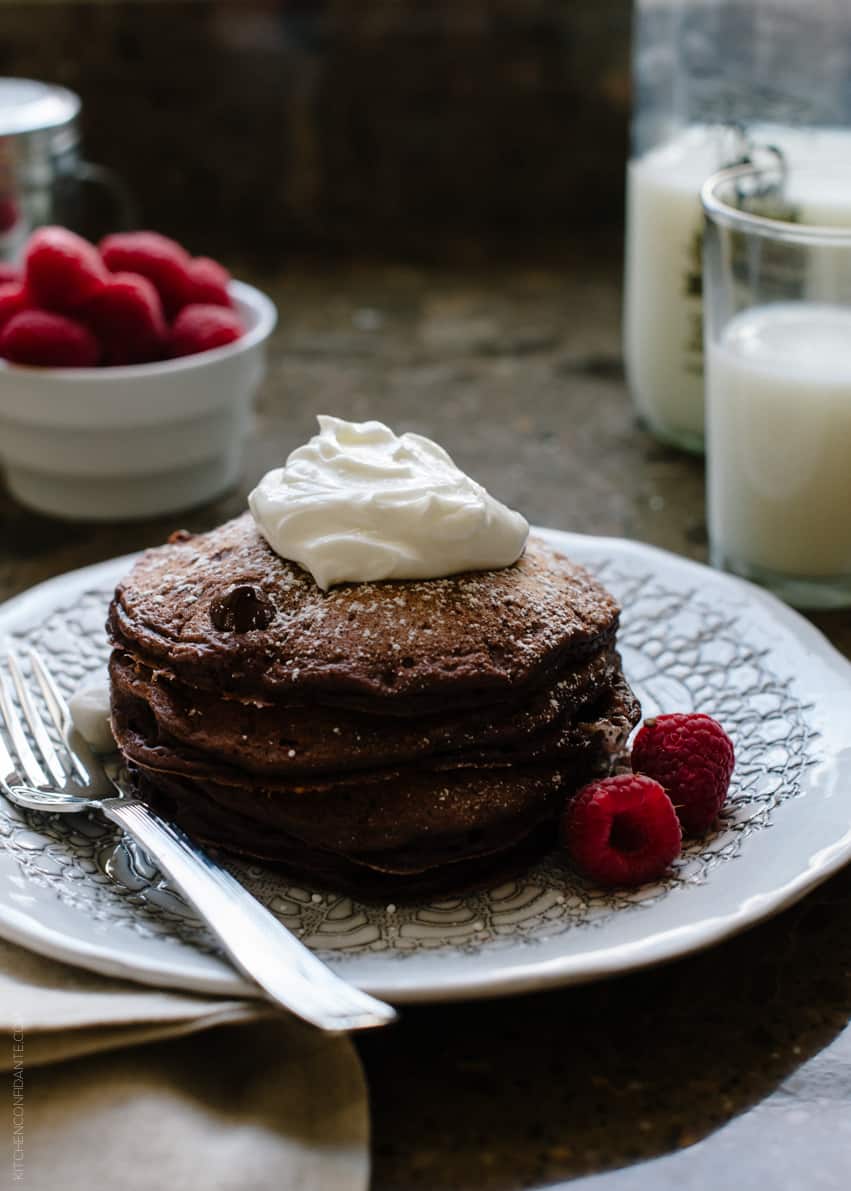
<box><xmin>0</xmin><ymin>649</ymin><xmax>397</xmax><ymax>1033</ymax></box>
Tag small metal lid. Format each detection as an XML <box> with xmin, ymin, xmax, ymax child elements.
<box><xmin>0</xmin><ymin>78</ymin><xmax>80</xmax><ymax>138</ymax></box>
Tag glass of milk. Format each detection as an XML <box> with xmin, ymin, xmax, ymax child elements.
<box><xmin>702</xmin><ymin>161</ymin><xmax>851</xmax><ymax>609</ymax></box>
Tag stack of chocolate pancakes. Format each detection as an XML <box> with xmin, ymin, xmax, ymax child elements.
<box><xmin>108</xmin><ymin>513</ymin><xmax>639</xmax><ymax>895</ymax></box>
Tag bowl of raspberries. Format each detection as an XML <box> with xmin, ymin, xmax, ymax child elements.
<box><xmin>0</xmin><ymin>227</ymin><xmax>276</xmax><ymax>520</ymax></box>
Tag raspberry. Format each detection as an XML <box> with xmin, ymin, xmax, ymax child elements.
<box><xmin>562</xmin><ymin>774</ymin><xmax>681</xmax><ymax>887</ymax></box>
<box><xmin>100</xmin><ymin>231</ymin><xmax>192</xmax><ymax>317</ymax></box>
<box><xmin>24</xmin><ymin>226</ymin><xmax>108</xmax><ymax>312</ymax></box>
<box><xmin>0</xmin><ymin>309</ymin><xmax>100</xmax><ymax>367</ymax></box>
<box><xmin>561</xmin><ymin>771</ymin><xmax>680</xmax><ymax>886</ymax></box>
<box><xmin>632</xmin><ymin>713</ymin><xmax>735</xmax><ymax>837</ymax></box>
<box><xmin>168</xmin><ymin>304</ymin><xmax>244</xmax><ymax>358</ymax></box>
<box><xmin>0</xmin><ymin>263</ymin><xmax>20</xmax><ymax>286</ymax></box>
<box><xmin>187</xmin><ymin>256</ymin><xmax>232</xmax><ymax>307</ymax></box>
<box><xmin>83</xmin><ymin>271</ymin><xmax>167</xmax><ymax>365</ymax></box>
<box><xmin>0</xmin><ymin>282</ymin><xmax>29</xmax><ymax>330</ymax></box>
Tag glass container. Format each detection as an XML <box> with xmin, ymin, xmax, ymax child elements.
<box><xmin>0</xmin><ymin>77</ymin><xmax>133</xmax><ymax>262</ymax></box>
<box><xmin>625</xmin><ymin>0</ymin><xmax>851</xmax><ymax>452</ymax></box>
<box><xmin>702</xmin><ymin>159</ymin><xmax>851</xmax><ymax>609</ymax></box>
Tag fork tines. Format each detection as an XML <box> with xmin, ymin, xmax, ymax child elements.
<box><xmin>0</xmin><ymin>650</ymin><xmax>86</xmax><ymax>793</ymax></box>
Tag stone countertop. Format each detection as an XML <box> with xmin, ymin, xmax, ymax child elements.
<box><xmin>1</xmin><ymin>263</ymin><xmax>850</xmax><ymax>1190</ymax></box>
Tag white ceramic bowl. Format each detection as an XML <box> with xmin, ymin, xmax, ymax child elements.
<box><xmin>0</xmin><ymin>280</ymin><xmax>277</xmax><ymax>521</ymax></box>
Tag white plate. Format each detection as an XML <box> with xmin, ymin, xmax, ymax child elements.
<box><xmin>1</xmin><ymin>529</ymin><xmax>850</xmax><ymax>1004</ymax></box>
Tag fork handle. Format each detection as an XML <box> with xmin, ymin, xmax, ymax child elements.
<box><xmin>100</xmin><ymin>797</ymin><xmax>397</xmax><ymax>1032</ymax></box>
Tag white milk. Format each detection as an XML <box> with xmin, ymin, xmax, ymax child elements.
<box><xmin>707</xmin><ymin>302</ymin><xmax>851</xmax><ymax>577</ymax></box>
<box><xmin>625</xmin><ymin>125</ymin><xmax>851</xmax><ymax>448</ymax></box>
<box><xmin>625</xmin><ymin>128</ymin><xmax>720</xmax><ymax>448</ymax></box>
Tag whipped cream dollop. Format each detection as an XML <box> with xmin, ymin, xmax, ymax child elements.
<box><xmin>69</xmin><ymin>674</ymin><xmax>115</xmax><ymax>754</ymax></box>
<box><xmin>248</xmin><ymin>416</ymin><xmax>529</xmax><ymax>590</ymax></box>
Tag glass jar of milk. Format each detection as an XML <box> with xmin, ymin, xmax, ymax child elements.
<box><xmin>625</xmin><ymin>0</ymin><xmax>851</xmax><ymax>453</ymax></box>
<box><xmin>703</xmin><ymin>161</ymin><xmax>851</xmax><ymax>610</ymax></box>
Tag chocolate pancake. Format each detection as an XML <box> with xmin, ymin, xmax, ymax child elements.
<box><xmin>111</xmin><ymin>672</ymin><xmax>638</xmax><ymax>887</ymax></box>
<box><xmin>111</xmin><ymin>670</ymin><xmax>636</xmax><ymax>799</ymax></box>
<box><xmin>107</xmin><ymin>513</ymin><xmax>639</xmax><ymax>896</ymax></box>
<box><xmin>108</xmin><ymin>646</ymin><xmax>621</xmax><ymax>777</ymax></box>
<box><xmin>132</xmin><ymin>768</ymin><xmax>560</xmax><ymax>898</ymax></box>
<box><xmin>108</xmin><ymin>515</ymin><xmax>620</xmax><ymax>714</ymax></box>
<box><xmin>125</xmin><ymin>686</ymin><xmax>636</xmax><ymax>887</ymax></box>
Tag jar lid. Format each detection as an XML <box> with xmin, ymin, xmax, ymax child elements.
<box><xmin>0</xmin><ymin>78</ymin><xmax>80</xmax><ymax>137</ymax></box>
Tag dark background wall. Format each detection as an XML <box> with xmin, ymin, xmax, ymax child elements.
<box><xmin>0</xmin><ymin>0</ymin><xmax>632</xmax><ymax>267</ymax></box>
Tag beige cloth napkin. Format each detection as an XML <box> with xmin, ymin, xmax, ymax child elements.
<box><xmin>0</xmin><ymin>938</ymin><xmax>370</xmax><ymax>1191</ymax></box>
